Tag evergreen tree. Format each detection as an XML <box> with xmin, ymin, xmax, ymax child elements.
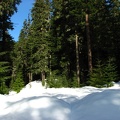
<box><xmin>0</xmin><ymin>52</ymin><xmax>10</xmax><ymax>94</ymax></box>
<box><xmin>50</xmin><ymin>0</ymin><xmax>81</xmax><ymax>86</ymax></box>
<box><xmin>10</xmin><ymin>71</ymin><xmax>24</xmax><ymax>93</ymax></box>
<box><xmin>88</xmin><ymin>58</ymin><xmax>118</xmax><ymax>88</ymax></box>
<box><xmin>13</xmin><ymin>18</ymin><xmax>32</xmax><ymax>84</ymax></box>
<box><xmin>46</xmin><ymin>0</ymin><xmax>120</xmax><ymax>86</ymax></box>
<box><xmin>10</xmin><ymin>0</ymin><xmax>120</xmax><ymax>89</ymax></box>
<box><xmin>104</xmin><ymin>58</ymin><xmax>118</xmax><ymax>87</ymax></box>
<box><xmin>0</xmin><ymin>0</ymin><xmax>21</xmax><ymax>91</ymax></box>
<box><xmin>0</xmin><ymin>0</ymin><xmax>21</xmax><ymax>51</ymax></box>
<box><xmin>30</xmin><ymin>0</ymin><xmax>51</xmax><ymax>81</ymax></box>
<box><xmin>88</xmin><ymin>60</ymin><xmax>105</xmax><ymax>88</ymax></box>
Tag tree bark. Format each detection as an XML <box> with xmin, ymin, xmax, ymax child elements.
<box><xmin>49</xmin><ymin>54</ymin><xmax>52</xmax><ymax>79</ymax></box>
<box><xmin>86</xmin><ymin>13</ymin><xmax>92</xmax><ymax>73</ymax></box>
<box><xmin>28</xmin><ymin>72</ymin><xmax>33</xmax><ymax>83</ymax></box>
<box><xmin>75</xmin><ymin>32</ymin><xmax>80</xmax><ymax>86</ymax></box>
<box><xmin>41</xmin><ymin>71</ymin><xmax>45</xmax><ymax>81</ymax></box>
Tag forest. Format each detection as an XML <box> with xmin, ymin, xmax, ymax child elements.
<box><xmin>0</xmin><ymin>0</ymin><xmax>120</xmax><ymax>94</ymax></box>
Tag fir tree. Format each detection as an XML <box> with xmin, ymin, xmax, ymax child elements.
<box><xmin>88</xmin><ymin>60</ymin><xmax>105</xmax><ymax>88</ymax></box>
<box><xmin>30</xmin><ymin>0</ymin><xmax>51</xmax><ymax>81</ymax></box>
<box><xmin>0</xmin><ymin>0</ymin><xmax>21</xmax><ymax>92</ymax></box>
<box><xmin>13</xmin><ymin>18</ymin><xmax>32</xmax><ymax>84</ymax></box>
<box><xmin>88</xmin><ymin>58</ymin><xmax>118</xmax><ymax>88</ymax></box>
<box><xmin>10</xmin><ymin>71</ymin><xmax>24</xmax><ymax>93</ymax></box>
<box><xmin>0</xmin><ymin>52</ymin><xmax>10</xmax><ymax>94</ymax></box>
<box><xmin>104</xmin><ymin>58</ymin><xmax>118</xmax><ymax>87</ymax></box>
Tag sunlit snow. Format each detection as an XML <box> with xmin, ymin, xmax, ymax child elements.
<box><xmin>0</xmin><ymin>81</ymin><xmax>120</xmax><ymax>120</ymax></box>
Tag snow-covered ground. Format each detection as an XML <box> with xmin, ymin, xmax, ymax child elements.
<box><xmin>0</xmin><ymin>81</ymin><xmax>120</xmax><ymax>120</ymax></box>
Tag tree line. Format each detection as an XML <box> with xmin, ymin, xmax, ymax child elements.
<box><xmin>0</xmin><ymin>0</ymin><xmax>120</xmax><ymax>94</ymax></box>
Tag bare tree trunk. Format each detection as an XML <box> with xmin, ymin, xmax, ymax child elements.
<box><xmin>86</xmin><ymin>13</ymin><xmax>92</xmax><ymax>73</ymax></box>
<box><xmin>49</xmin><ymin>54</ymin><xmax>52</xmax><ymax>80</ymax></box>
<box><xmin>75</xmin><ymin>32</ymin><xmax>80</xmax><ymax>86</ymax></box>
<box><xmin>28</xmin><ymin>72</ymin><xmax>33</xmax><ymax>83</ymax></box>
<box><xmin>41</xmin><ymin>71</ymin><xmax>45</xmax><ymax>81</ymax></box>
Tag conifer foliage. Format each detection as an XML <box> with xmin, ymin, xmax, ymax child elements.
<box><xmin>30</xmin><ymin>0</ymin><xmax>51</xmax><ymax>81</ymax></box>
<box><xmin>1</xmin><ymin>0</ymin><xmax>120</xmax><ymax>93</ymax></box>
<box><xmin>0</xmin><ymin>60</ymin><xmax>10</xmax><ymax>94</ymax></box>
<box><xmin>88</xmin><ymin>58</ymin><xmax>118</xmax><ymax>88</ymax></box>
<box><xmin>0</xmin><ymin>0</ymin><xmax>21</xmax><ymax>94</ymax></box>
<box><xmin>14</xmin><ymin>0</ymin><xmax>120</xmax><ymax>88</ymax></box>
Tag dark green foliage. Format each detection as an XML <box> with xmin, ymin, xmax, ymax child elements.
<box><xmin>71</xmin><ymin>73</ymin><xmax>80</xmax><ymax>88</ymax></box>
<box><xmin>11</xmin><ymin>0</ymin><xmax>120</xmax><ymax>89</ymax></box>
<box><xmin>88</xmin><ymin>58</ymin><xmax>118</xmax><ymax>88</ymax></box>
<box><xmin>50</xmin><ymin>0</ymin><xmax>79</xmax><ymax>84</ymax></box>
<box><xmin>0</xmin><ymin>0</ymin><xmax>21</xmax><ymax>16</ymax></box>
<box><xmin>88</xmin><ymin>60</ymin><xmax>106</xmax><ymax>87</ymax></box>
<box><xmin>29</xmin><ymin>0</ymin><xmax>51</xmax><ymax>80</ymax></box>
<box><xmin>42</xmin><ymin>78</ymin><xmax>46</xmax><ymax>86</ymax></box>
<box><xmin>10</xmin><ymin>72</ymin><xmax>24</xmax><ymax>93</ymax></box>
<box><xmin>46</xmin><ymin>71</ymin><xmax>69</xmax><ymax>88</ymax></box>
<box><xmin>0</xmin><ymin>61</ymin><xmax>10</xmax><ymax>82</ymax></box>
<box><xmin>13</xmin><ymin>18</ymin><xmax>32</xmax><ymax>84</ymax></box>
<box><xmin>0</xmin><ymin>82</ymin><xmax>9</xmax><ymax>94</ymax></box>
<box><xmin>0</xmin><ymin>0</ymin><xmax>21</xmax><ymax>93</ymax></box>
<box><xmin>0</xmin><ymin>53</ymin><xmax>10</xmax><ymax>94</ymax></box>
<box><xmin>104</xmin><ymin>58</ymin><xmax>118</xmax><ymax>87</ymax></box>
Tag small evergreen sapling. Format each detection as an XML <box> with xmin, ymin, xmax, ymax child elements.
<box><xmin>104</xmin><ymin>58</ymin><xmax>118</xmax><ymax>87</ymax></box>
<box><xmin>88</xmin><ymin>60</ymin><xmax>105</xmax><ymax>88</ymax></box>
<box><xmin>88</xmin><ymin>58</ymin><xmax>118</xmax><ymax>88</ymax></box>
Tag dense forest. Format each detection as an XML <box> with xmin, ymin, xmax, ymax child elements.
<box><xmin>0</xmin><ymin>0</ymin><xmax>120</xmax><ymax>94</ymax></box>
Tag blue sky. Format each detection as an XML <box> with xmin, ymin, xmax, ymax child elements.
<box><xmin>9</xmin><ymin>0</ymin><xmax>35</xmax><ymax>41</ymax></box>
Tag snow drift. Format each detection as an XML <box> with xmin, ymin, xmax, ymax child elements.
<box><xmin>0</xmin><ymin>81</ymin><xmax>120</xmax><ymax>120</ymax></box>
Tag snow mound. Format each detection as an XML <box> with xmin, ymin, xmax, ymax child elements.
<box><xmin>23</xmin><ymin>81</ymin><xmax>45</xmax><ymax>90</ymax></box>
<box><xmin>0</xmin><ymin>96</ymin><xmax>70</xmax><ymax>120</ymax></box>
<box><xmin>0</xmin><ymin>82</ymin><xmax>120</xmax><ymax>120</ymax></box>
<box><xmin>19</xmin><ymin>81</ymin><xmax>46</xmax><ymax>97</ymax></box>
<box><xmin>72</xmin><ymin>89</ymin><xmax>120</xmax><ymax>120</ymax></box>
<box><xmin>9</xmin><ymin>91</ymin><xmax>17</xmax><ymax>95</ymax></box>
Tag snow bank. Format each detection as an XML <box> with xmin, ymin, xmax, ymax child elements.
<box><xmin>72</xmin><ymin>89</ymin><xmax>120</xmax><ymax>120</ymax></box>
<box><xmin>0</xmin><ymin>81</ymin><xmax>120</xmax><ymax>120</ymax></box>
<box><xmin>0</xmin><ymin>96</ymin><xmax>70</xmax><ymax>120</ymax></box>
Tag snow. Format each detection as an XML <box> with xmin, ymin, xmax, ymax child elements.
<box><xmin>0</xmin><ymin>81</ymin><xmax>120</xmax><ymax>120</ymax></box>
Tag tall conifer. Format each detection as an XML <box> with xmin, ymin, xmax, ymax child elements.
<box><xmin>31</xmin><ymin>0</ymin><xmax>51</xmax><ymax>81</ymax></box>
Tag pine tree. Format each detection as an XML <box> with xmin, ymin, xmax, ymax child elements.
<box><xmin>104</xmin><ymin>58</ymin><xmax>118</xmax><ymax>87</ymax></box>
<box><xmin>30</xmin><ymin>0</ymin><xmax>51</xmax><ymax>81</ymax></box>
<box><xmin>88</xmin><ymin>60</ymin><xmax>105</xmax><ymax>88</ymax></box>
<box><xmin>0</xmin><ymin>0</ymin><xmax>21</xmax><ymax>91</ymax></box>
<box><xmin>13</xmin><ymin>18</ymin><xmax>32</xmax><ymax>84</ymax></box>
<box><xmin>10</xmin><ymin>71</ymin><xmax>24</xmax><ymax>93</ymax></box>
<box><xmin>0</xmin><ymin>52</ymin><xmax>10</xmax><ymax>94</ymax></box>
<box><xmin>50</xmin><ymin>0</ymin><xmax>81</xmax><ymax>86</ymax></box>
<box><xmin>88</xmin><ymin>58</ymin><xmax>118</xmax><ymax>88</ymax></box>
<box><xmin>0</xmin><ymin>0</ymin><xmax>21</xmax><ymax>51</ymax></box>
<box><xmin>49</xmin><ymin>0</ymin><xmax>120</xmax><ymax>86</ymax></box>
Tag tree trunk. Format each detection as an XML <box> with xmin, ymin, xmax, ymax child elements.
<box><xmin>75</xmin><ymin>32</ymin><xmax>80</xmax><ymax>86</ymax></box>
<box><xmin>86</xmin><ymin>13</ymin><xmax>92</xmax><ymax>73</ymax></box>
<box><xmin>49</xmin><ymin>54</ymin><xmax>52</xmax><ymax>80</ymax></box>
<box><xmin>28</xmin><ymin>72</ymin><xmax>33</xmax><ymax>83</ymax></box>
<box><xmin>41</xmin><ymin>71</ymin><xmax>45</xmax><ymax>81</ymax></box>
